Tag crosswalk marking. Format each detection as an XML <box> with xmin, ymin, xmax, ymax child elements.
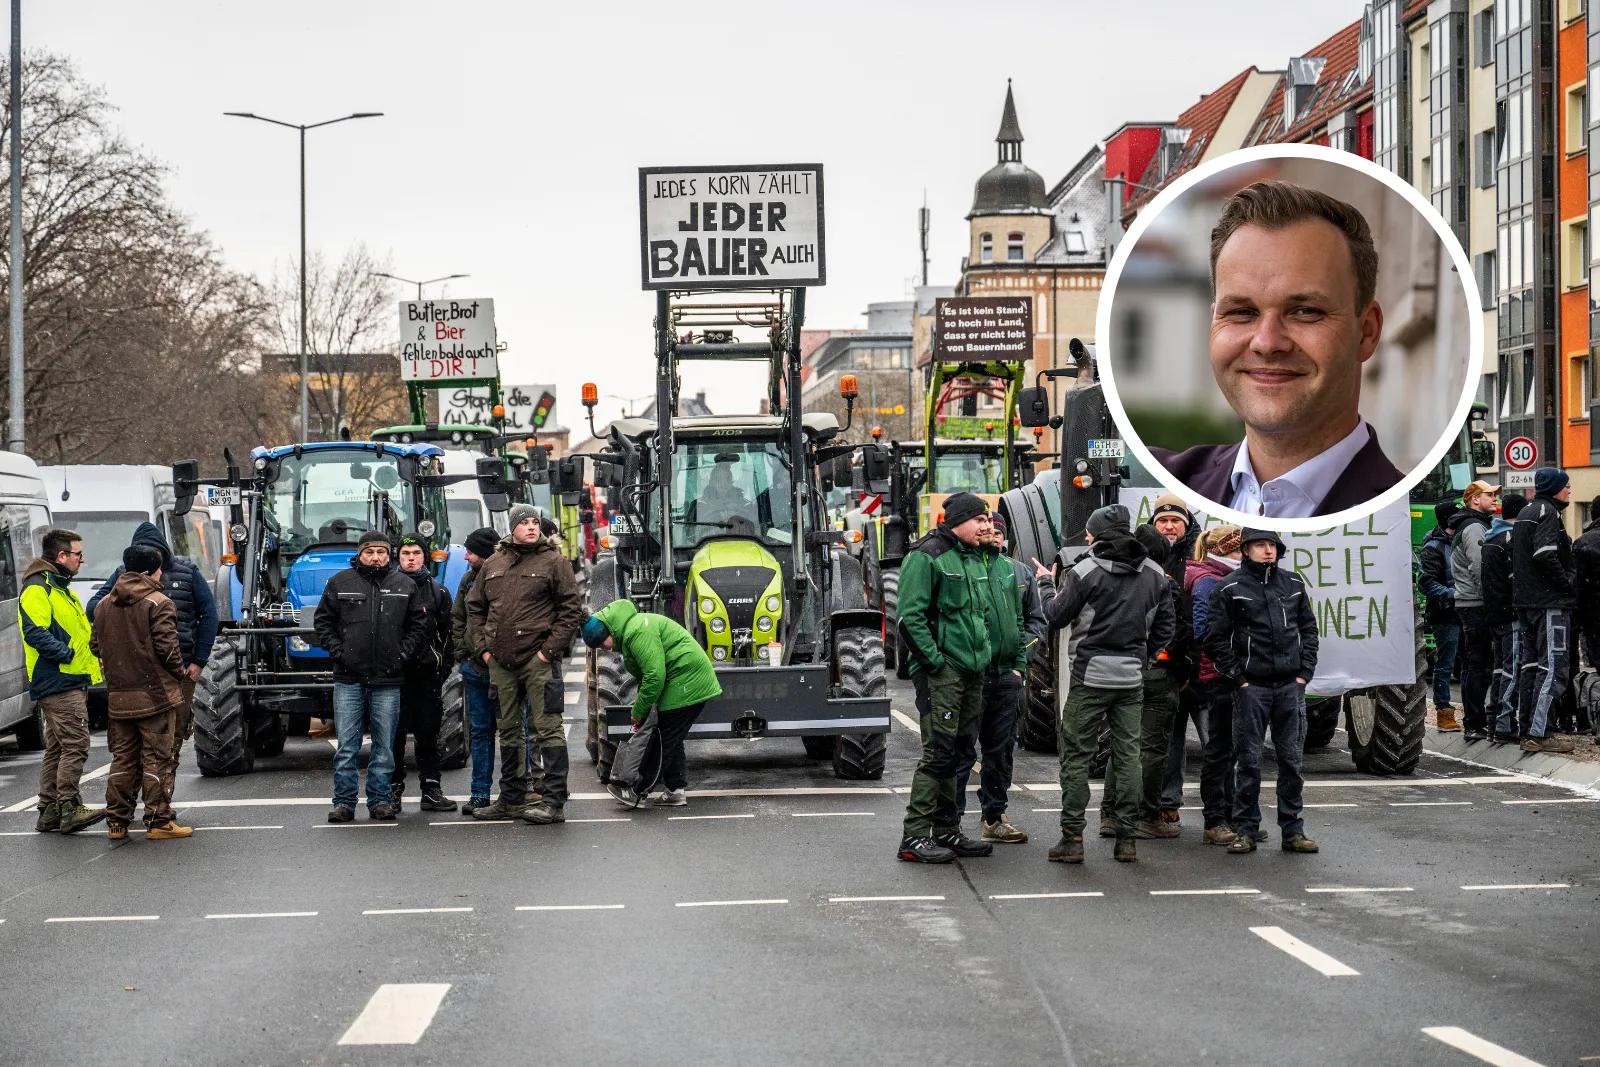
<box><xmin>1420</xmin><ymin>1026</ymin><xmax>1545</xmax><ymax>1066</ymax></box>
<box><xmin>1249</xmin><ymin>926</ymin><xmax>1359</xmax><ymax>977</ymax></box>
<box><xmin>337</xmin><ymin>983</ymin><xmax>451</xmax><ymax>1046</ymax></box>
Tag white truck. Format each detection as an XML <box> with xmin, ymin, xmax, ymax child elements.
<box><xmin>0</xmin><ymin>451</ymin><xmax>55</xmax><ymax>748</ymax></box>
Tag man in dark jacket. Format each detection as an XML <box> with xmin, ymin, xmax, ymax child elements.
<box><xmin>896</xmin><ymin>492</ymin><xmax>1007</xmax><ymax>864</ymax></box>
<box><xmin>1576</xmin><ymin>497</ymin><xmax>1600</xmax><ymax>680</ymax></box>
<box><xmin>391</xmin><ymin>537</ymin><xmax>456</xmax><ymax>813</ymax></box>
<box><xmin>1481</xmin><ymin>494</ymin><xmax>1526</xmax><ymax>743</ymax></box>
<box><xmin>1419</xmin><ymin>501</ymin><xmax>1461</xmax><ymax>730</ymax></box>
<box><xmin>1450</xmin><ymin>482</ymin><xmax>1498</xmax><ymax>741</ymax></box>
<box><xmin>312</xmin><ymin>531</ymin><xmax>429</xmax><ymax>821</ymax></box>
<box><xmin>87</xmin><ymin>521</ymin><xmax>218</xmax><ymax>805</ymax></box>
<box><xmin>1148</xmin><ymin>493</ymin><xmax>1203</xmax><ymax>824</ymax></box>
<box><xmin>452</xmin><ymin>527</ymin><xmax>501</xmax><ymax>817</ymax></box>
<box><xmin>1512</xmin><ymin>468</ymin><xmax>1577</xmax><ymax>753</ymax></box>
<box><xmin>466</xmin><ymin>503</ymin><xmax>584</xmax><ymax>824</ymax></box>
<box><xmin>1204</xmin><ymin>528</ymin><xmax>1320</xmax><ymax>855</ymax></box>
<box><xmin>92</xmin><ymin>545</ymin><xmax>192</xmax><ymax>840</ymax></box>
<box><xmin>1034</xmin><ymin>504</ymin><xmax>1175</xmax><ymax>865</ymax></box>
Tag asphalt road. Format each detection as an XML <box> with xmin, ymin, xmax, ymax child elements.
<box><xmin>1</xmin><ymin>665</ymin><xmax>1597</xmax><ymax>1066</ymax></box>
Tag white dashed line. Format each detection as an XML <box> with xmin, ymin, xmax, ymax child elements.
<box><xmin>429</xmin><ymin>820</ymin><xmax>511</xmax><ymax>827</ymax></box>
<box><xmin>827</xmin><ymin>895</ymin><xmax>945</xmax><ymax>903</ymax></box>
<box><xmin>1149</xmin><ymin>888</ymin><xmax>1259</xmax><ymax>897</ymax></box>
<box><xmin>1303</xmin><ymin>803</ymin><xmax>1359</xmax><ymax>808</ymax></box>
<box><xmin>338</xmin><ymin>983</ymin><xmax>452</xmax><ymax>1046</ymax></box>
<box><xmin>675</xmin><ymin>898</ymin><xmax>789</xmax><ymax>908</ymax></box>
<box><xmin>361</xmin><ymin>907</ymin><xmax>473</xmax><ymax>915</ymax></box>
<box><xmin>326</xmin><ymin>739</ymin><xmax>338</xmax><ymax>751</ymax></box>
<box><xmin>1500</xmin><ymin>798</ymin><xmax>1599</xmax><ymax>805</ymax></box>
<box><xmin>565</xmin><ymin>818</ymin><xmax>633</xmax><ymax>824</ymax></box>
<box><xmin>314</xmin><ymin>823</ymin><xmax>398</xmax><ymax>829</ymax></box>
<box><xmin>1305</xmin><ymin>886</ymin><xmax>1414</xmax><ymax>894</ymax></box>
<box><xmin>890</xmin><ymin>709</ymin><xmax>920</xmax><ymax>733</ymax></box>
<box><xmin>45</xmin><ymin>915</ymin><xmax>159</xmax><ymax>923</ymax></box>
<box><xmin>1249</xmin><ymin>926</ymin><xmax>1359</xmax><ymax>977</ymax></box>
<box><xmin>515</xmin><ymin>904</ymin><xmax>625</xmax><ymax>912</ymax></box>
<box><xmin>791</xmin><ymin>811</ymin><xmax>875</xmax><ymax>818</ymax></box>
<box><xmin>666</xmin><ymin>813</ymin><xmax>754</xmax><ymax>821</ymax></box>
<box><xmin>205</xmin><ymin>911</ymin><xmax>318</xmax><ymax>920</ymax></box>
<box><xmin>1420</xmin><ymin>1026</ymin><xmax>1545</xmax><ymax>1066</ymax></box>
<box><xmin>1460</xmin><ymin>883</ymin><xmax>1571</xmax><ymax>891</ymax></box>
<box><xmin>196</xmin><ymin>825</ymin><xmax>284</xmax><ymax>832</ymax></box>
<box><xmin>989</xmin><ymin>892</ymin><xmax>1104</xmax><ymax>901</ymax></box>
<box><xmin>1389</xmin><ymin>801</ymin><xmax>1473</xmax><ymax>807</ymax></box>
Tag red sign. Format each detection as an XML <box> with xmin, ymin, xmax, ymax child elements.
<box><xmin>1503</xmin><ymin>436</ymin><xmax>1538</xmax><ymax>471</ymax></box>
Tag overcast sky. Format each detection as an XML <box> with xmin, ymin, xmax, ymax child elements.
<box><xmin>23</xmin><ymin>0</ymin><xmax>1359</xmax><ymax>429</ymax></box>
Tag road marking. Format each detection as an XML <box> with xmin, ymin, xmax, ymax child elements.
<box><xmin>362</xmin><ymin>907</ymin><xmax>473</xmax><ymax>915</ymax></box>
<box><xmin>1501</xmin><ymin>798</ymin><xmax>1600</xmax><ymax>805</ymax></box>
<box><xmin>792</xmin><ymin>811</ymin><xmax>875</xmax><ymax>818</ymax></box>
<box><xmin>675</xmin><ymin>898</ymin><xmax>788</xmax><ymax>908</ymax></box>
<box><xmin>1460</xmin><ymin>883</ymin><xmax>1570</xmax><ymax>891</ymax></box>
<box><xmin>2</xmin><ymin>761</ymin><xmax>114</xmax><ymax>812</ymax></box>
<box><xmin>1304</xmin><ymin>803</ymin><xmax>1359</xmax><ymax>808</ymax></box>
<box><xmin>565</xmin><ymin>817</ymin><xmax>631</xmax><ymax>824</ymax></box>
<box><xmin>1149</xmin><ymin>888</ymin><xmax>1259</xmax><ymax>896</ymax></box>
<box><xmin>326</xmin><ymin>739</ymin><xmax>338</xmax><ymax>751</ymax></box>
<box><xmin>1305</xmin><ymin>886</ymin><xmax>1414</xmax><ymax>894</ymax></box>
<box><xmin>827</xmin><ymin>895</ymin><xmax>945</xmax><ymax>903</ymax></box>
<box><xmin>1249</xmin><ymin>926</ymin><xmax>1359</xmax><ymax>977</ymax></box>
<box><xmin>563</xmin><ymin>691</ymin><xmax>580</xmax><ymax>703</ymax></box>
<box><xmin>990</xmin><ymin>892</ymin><xmax>1104</xmax><ymax>900</ymax></box>
<box><xmin>515</xmin><ymin>904</ymin><xmax>625</xmax><ymax>912</ymax></box>
<box><xmin>890</xmin><ymin>709</ymin><xmax>920</xmax><ymax>733</ymax></box>
<box><xmin>1019</xmin><ymin>775</ymin><xmax>1526</xmax><ymax>792</ymax></box>
<box><xmin>666</xmin><ymin>813</ymin><xmax>754</xmax><ymax>821</ymax></box>
<box><xmin>1421</xmin><ymin>1026</ymin><xmax>1545</xmax><ymax>1066</ymax></box>
<box><xmin>196</xmin><ymin>825</ymin><xmax>283</xmax><ymax>832</ymax></box>
<box><xmin>314</xmin><ymin>823</ymin><xmax>398</xmax><ymax>829</ymax></box>
<box><xmin>45</xmin><ymin>915</ymin><xmax>159</xmax><ymax>923</ymax></box>
<box><xmin>1389</xmin><ymin>801</ymin><xmax>1473</xmax><ymax>807</ymax></box>
<box><xmin>205</xmin><ymin>911</ymin><xmax>318</xmax><ymax>920</ymax></box>
<box><xmin>428</xmin><ymin>819</ymin><xmax>512</xmax><ymax>827</ymax></box>
<box><xmin>338</xmin><ymin>983</ymin><xmax>452</xmax><ymax>1046</ymax></box>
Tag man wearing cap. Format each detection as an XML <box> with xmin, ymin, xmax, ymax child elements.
<box><xmin>1451</xmin><ymin>481</ymin><xmax>1499</xmax><ymax>742</ymax></box>
<box><xmin>1511</xmin><ymin>469</ymin><xmax>1577</xmax><ymax>753</ymax></box>
<box><xmin>1204</xmin><ymin>528</ymin><xmax>1320</xmax><ymax>855</ymax></box>
<box><xmin>1419</xmin><ymin>502</ymin><xmax>1462</xmax><ymax>731</ymax></box>
<box><xmin>1149</xmin><ymin>493</ymin><xmax>1204</xmax><ymax>826</ymax></box>
<box><xmin>391</xmin><ymin>536</ymin><xmax>456</xmax><ymax>812</ymax></box>
<box><xmin>1481</xmin><ymin>495</ymin><xmax>1526</xmax><ymax>742</ymax></box>
<box><xmin>313</xmin><ymin>531</ymin><xmax>429</xmax><ymax>822</ymax></box>
<box><xmin>452</xmin><ymin>527</ymin><xmax>501</xmax><ymax>816</ymax></box>
<box><xmin>1033</xmin><ymin>504</ymin><xmax>1175</xmax><ymax>865</ymax></box>
<box><xmin>895</xmin><ymin>491</ymin><xmax>1005</xmax><ymax>864</ymax></box>
<box><xmin>467</xmin><ymin>503</ymin><xmax>585</xmax><ymax>823</ymax></box>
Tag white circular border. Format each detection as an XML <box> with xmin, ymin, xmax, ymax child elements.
<box><xmin>1095</xmin><ymin>142</ymin><xmax>1486</xmax><ymax>534</ymax></box>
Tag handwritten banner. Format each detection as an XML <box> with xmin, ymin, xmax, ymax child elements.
<box><xmin>640</xmin><ymin>164</ymin><xmax>825</xmax><ymax>289</ymax></box>
<box><xmin>399</xmin><ymin>299</ymin><xmax>498</xmax><ymax>382</ymax></box>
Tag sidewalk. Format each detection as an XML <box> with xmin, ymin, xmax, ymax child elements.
<box><xmin>1425</xmin><ymin>704</ymin><xmax>1600</xmax><ymax>793</ymax></box>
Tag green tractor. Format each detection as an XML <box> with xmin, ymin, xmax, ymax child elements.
<box><xmin>579</xmin><ymin>287</ymin><xmax>890</xmax><ymax>780</ymax></box>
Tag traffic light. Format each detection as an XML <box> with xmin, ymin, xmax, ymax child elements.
<box><xmin>532</xmin><ymin>390</ymin><xmax>556</xmax><ymax>429</ymax></box>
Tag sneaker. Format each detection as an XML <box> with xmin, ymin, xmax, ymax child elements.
<box><xmin>1521</xmin><ymin>736</ymin><xmax>1576</xmax><ymax>754</ymax></box>
<box><xmin>521</xmin><ymin>801</ymin><xmax>565</xmax><ymax>824</ymax></box>
<box><xmin>1202</xmin><ymin>825</ymin><xmax>1238</xmax><ymax>846</ymax></box>
<box><xmin>146</xmin><ymin>820</ymin><xmax>193</xmax><ymax>840</ymax></box>
<box><xmin>1488</xmin><ymin>733</ymin><xmax>1514</xmax><ymax>746</ymax></box>
<box><xmin>472</xmin><ymin>798</ymin><xmax>525</xmax><ymax>820</ymax></box>
<box><xmin>369</xmin><ymin>803</ymin><xmax>398</xmax><ymax>821</ymax></box>
<box><xmin>897</xmin><ymin>835</ymin><xmax>957</xmax><ymax>864</ymax></box>
<box><xmin>1159</xmin><ymin>809</ymin><xmax>1181</xmax><ymax>824</ymax></box>
<box><xmin>1097</xmin><ymin>816</ymin><xmax>1116</xmax><ymax>839</ymax></box>
<box><xmin>981</xmin><ymin>814</ymin><xmax>1028</xmax><ymax>844</ymax></box>
<box><xmin>1132</xmin><ymin>819</ymin><xmax>1179</xmax><ymax>840</ymax></box>
<box><xmin>34</xmin><ymin>801</ymin><xmax>59</xmax><ymax>834</ymax></box>
<box><xmin>1463</xmin><ymin>729</ymin><xmax>1488</xmax><ymax>743</ymax></box>
<box><xmin>460</xmin><ymin>798</ymin><xmax>489</xmax><ymax>818</ymax></box>
<box><xmin>57</xmin><ymin>797</ymin><xmax>108</xmax><ymax>835</ymax></box>
<box><xmin>106</xmin><ymin>821</ymin><xmax>128</xmax><ymax>841</ymax></box>
<box><xmin>933</xmin><ymin>829</ymin><xmax>993</xmax><ymax>858</ymax></box>
<box><xmin>327</xmin><ymin>805</ymin><xmax>355</xmax><ymax>823</ymax></box>
<box><xmin>1281</xmin><ymin>833</ymin><xmax>1319</xmax><ymax>853</ymax></box>
<box><xmin>419</xmin><ymin>787</ymin><xmax>457</xmax><ymax>813</ymax></box>
<box><xmin>606</xmin><ymin>782</ymin><xmax>641</xmax><ymax>809</ymax></box>
<box><xmin>1047</xmin><ymin>834</ymin><xmax>1085</xmax><ymax>864</ymax></box>
<box><xmin>1113</xmin><ymin>838</ymin><xmax>1137</xmax><ymax>863</ymax></box>
<box><xmin>655</xmin><ymin>788</ymin><xmax>688</xmax><ymax>807</ymax></box>
<box><xmin>1251</xmin><ymin>828</ymin><xmax>1268</xmax><ymax>843</ymax></box>
<box><xmin>1227</xmin><ymin>833</ymin><xmax>1257</xmax><ymax>854</ymax></box>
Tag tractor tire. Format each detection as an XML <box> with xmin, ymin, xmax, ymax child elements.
<box><xmin>587</xmin><ymin>553</ymin><xmax>619</xmax><ymax>614</ymax></box>
<box><xmin>192</xmin><ymin>639</ymin><xmax>254</xmax><ymax>777</ymax></box>
<box><xmin>881</xmin><ymin>568</ymin><xmax>906</xmax><ymax>678</ymax></box>
<box><xmin>253</xmin><ymin>714</ymin><xmax>286</xmax><ymax>758</ymax></box>
<box><xmin>590</xmin><ymin>648</ymin><xmax>636</xmax><ymax>784</ymax></box>
<box><xmin>12</xmin><ymin>702</ymin><xmax>45</xmax><ymax>751</ymax></box>
<box><xmin>1577</xmin><ymin>668</ymin><xmax>1600</xmax><ymax>737</ymax></box>
<box><xmin>1018</xmin><ymin>633</ymin><xmax>1059</xmax><ymax>753</ymax></box>
<box><xmin>1304</xmin><ymin>698</ymin><xmax>1340</xmax><ymax>752</ymax></box>
<box><xmin>1345</xmin><ymin>621</ymin><xmax>1427</xmax><ymax>776</ymax></box>
<box><xmin>801</xmin><ymin>735</ymin><xmax>836</xmax><ymax>760</ymax></box>
<box><xmin>436</xmin><ymin>669</ymin><xmax>468</xmax><ymax>771</ymax></box>
<box><xmin>831</xmin><ymin>627</ymin><xmax>887</xmax><ymax>780</ymax></box>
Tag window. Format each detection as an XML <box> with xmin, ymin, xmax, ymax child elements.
<box><xmin>0</xmin><ymin>517</ymin><xmax>17</xmax><ymax>601</ymax></box>
<box><xmin>262</xmin><ymin>450</ymin><xmax>416</xmax><ymax>559</ymax></box>
<box><xmin>51</xmin><ymin>510</ymin><xmax>150</xmax><ymax>584</ymax></box>
<box><xmin>1119</xmin><ymin>308</ymin><xmax>1147</xmax><ymax>377</ymax></box>
<box><xmin>668</xmin><ymin>439</ymin><xmax>793</xmax><ymax>548</ymax></box>
<box><xmin>1475</xmin><ymin>129</ymin><xmax>1495</xmax><ymax>188</ymax></box>
<box><xmin>1566</xmin><ymin>83</ymin><xmax>1588</xmax><ymax>153</ymax></box>
<box><xmin>1566</xmin><ymin>219</ymin><xmax>1589</xmax><ymax>289</ymax></box>
<box><xmin>1006</xmin><ymin>232</ymin><xmax>1025</xmax><ymax>262</ymax></box>
<box><xmin>979</xmin><ymin>232</ymin><xmax>993</xmax><ymax>263</ymax></box>
<box><xmin>1475</xmin><ymin>8</ymin><xmax>1493</xmax><ymax>67</ymax></box>
<box><xmin>1520</xmin><ymin>349</ymin><xmax>1537</xmax><ymax>416</ymax></box>
<box><xmin>1064</xmin><ymin>230</ymin><xmax>1087</xmax><ymax>254</ymax></box>
<box><xmin>1475</xmin><ymin>251</ymin><xmax>1497</xmax><ymax>310</ymax></box>
<box><xmin>1479</xmin><ymin>372</ymin><xmax>1499</xmax><ymax>430</ymax></box>
<box><xmin>1570</xmin><ymin>352</ymin><xmax>1593</xmax><ymax>419</ymax></box>
<box><xmin>1561</xmin><ymin>0</ymin><xmax>1583</xmax><ymax>22</ymax></box>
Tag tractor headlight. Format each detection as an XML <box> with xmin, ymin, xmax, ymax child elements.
<box><xmin>288</xmin><ymin>636</ymin><xmax>311</xmax><ymax>652</ymax></box>
<box><xmin>756</xmin><ymin>615</ymin><xmax>774</xmax><ymax>633</ymax></box>
<box><xmin>230</xmin><ymin>524</ymin><xmax>248</xmax><ymax>543</ymax></box>
<box><xmin>253</xmin><ymin>457</ymin><xmax>267</xmax><ymax>471</ymax></box>
<box><xmin>757</xmin><ymin>644</ymin><xmax>770</xmax><ymax>660</ymax></box>
<box><xmin>712</xmin><ymin>646</ymin><xmax>728</xmax><ymax>661</ymax></box>
<box><xmin>700</xmin><ymin>597</ymin><xmax>715</xmax><ymax>615</ymax></box>
<box><xmin>765</xmin><ymin>595</ymin><xmax>780</xmax><ymax>612</ymax></box>
<box><xmin>710</xmin><ymin>617</ymin><xmax>726</xmax><ymax>634</ymax></box>
<box><xmin>418</xmin><ymin>520</ymin><xmax>436</xmax><ymax>538</ymax></box>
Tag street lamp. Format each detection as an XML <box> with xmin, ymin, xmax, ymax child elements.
<box><xmin>224</xmin><ymin>110</ymin><xmax>383</xmax><ymax>441</ymax></box>
<box><xmin>370</xmin><ymin>272</ymin><xmax>470</xmax><ymax>301</ymax></box>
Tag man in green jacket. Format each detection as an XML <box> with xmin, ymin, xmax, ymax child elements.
<box><xmin>586</xmin><ymin>599</ymin><xmax>722</xmax><ymax>808</ymax></box>
<box><xmin>895</xmin><ymin>492</ymin><xmax>1002</xmax><ymax>864</ymax></box>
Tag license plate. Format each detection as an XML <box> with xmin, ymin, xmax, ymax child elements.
<box><xmin>1087</xmin><ymin>439</ymin><xmax>1124</xmax><ymax>459</ymax></box>
<box><xmin>203</xmin><ymin>486</ymin><xmax>243</xmax><ymax>506</ymax></box>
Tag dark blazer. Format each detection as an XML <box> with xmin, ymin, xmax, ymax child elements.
<box><xmin>1151</xmin><ymin>425</ymin><xmax>1403</xmax><ymax>516</ymax></box>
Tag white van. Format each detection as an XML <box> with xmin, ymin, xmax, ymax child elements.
<box><xmin>438</xmin><ymin>447</ymin><xmax>508</xmax><ymax>538</ymax></box>
<box><xmin>0</xmin><ymin>451</ymin><xmax>54</xmax><ymax>748</ymax></box>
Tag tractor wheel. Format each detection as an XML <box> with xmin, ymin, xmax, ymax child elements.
<box><xmin>1577</xmin><ymin>668</ymin><xmax>1600</xmax><ymax>737</ymax></box>
<box><xmin>881</xmin><ymin>568</ymin><xmax>907</xmax><ymax>678</ymax></box>
<box><xmin>13</xmin><ymin>702</ymin><xmax>45</xmax><ymax>751</ymax></box>
<box><xmin>801</xmin><ymin>735</ymin><xmax>836</xmax><ymax>761</ymax></box>
<box><xmin>436</xmin><ymin>669</ymin><xmax>468</xmax><ymax>771</ymax></box>
<box><xmin>590</xmin><ymin>648</ymin><xmax>636</xmax><ymax>784</ymax></box>
<box><xmin>1346</xmin><ymin>621</ymin><xmax>1426</xmax><ymax>776</ymax></box>
<box><xmin>253</xmin><ymin>713</ymin><xmax>286</xmax><ymax>758</ymax></box>
<box><xmin>1304</xmin><ymin>699</ymin><xmax>1341</xmax><ymax>752</ymax></box>
<box><xmin>831</xmin><ymin>627</ymin><xmax>887</xmax><ymax>780</ymax></box>
<box><xmin>1017</xmin><ymin>632</ymin><xmax>1059</xmax><ymax>753</ymax></box>
<box><xmin>192</xmin><ymin>639</ymin><xmax>254</xmax><ymax>777</ymax></box>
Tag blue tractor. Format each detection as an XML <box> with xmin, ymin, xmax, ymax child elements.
<box><xmin>172</xmin><ymin>441</ymin><xmax>477</xmax><ymax>777</ymax></box>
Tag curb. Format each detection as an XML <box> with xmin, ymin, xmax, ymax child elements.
<box><xmin>1423</xmin><ymin>726</ymin><xmax>1600</xmax><ymax>794</ymax></box>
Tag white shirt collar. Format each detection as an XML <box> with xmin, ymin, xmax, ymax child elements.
<box><xmin>1226</xmin><ymin>418</ymin><xmax>1371</xmax><ymax>519</ymax></box>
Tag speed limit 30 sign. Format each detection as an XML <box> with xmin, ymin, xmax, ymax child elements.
<box><xmin>1503</xmin><ymin>436</ymin><xmax>1538</xmax><ymax>471</ymax></box>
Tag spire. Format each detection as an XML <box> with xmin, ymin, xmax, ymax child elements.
<box><xmin>996</xmin><ymin>79</ymin><xmax>1023</xmax><ymax>163</ymax></box>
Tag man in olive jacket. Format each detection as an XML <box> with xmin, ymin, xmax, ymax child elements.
<box><xmin>895</xmin><ymin>492</ymin><xmax>1004</xmax><ymax>865</ymax></box>
<box><xmin>586</xmin><ymin>599</ymin><xmax>722</xmax><ymax>807</ymax></box>
<box><xmin>466</xmin><ymin>504</ymin><xmax>584</xmax><ymax>824</ymax></box>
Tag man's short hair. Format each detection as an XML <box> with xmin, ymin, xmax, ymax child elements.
<box><xmin>41</xmin><ymin>528</ymin><xmax>80</xmax><ymax>561</ymax></box>
<box><xmin>1209</xmin><ymin>180</ymin><xmax>1379</xmax><ymax>310</ymax></box>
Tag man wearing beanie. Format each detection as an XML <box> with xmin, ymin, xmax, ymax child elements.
<box><xmin>1511</xmin><ymin>469</ymin><xmax>1577</xmax><ymax>753</ymax></box>
<box><xmin>452</xmin><ymin>527</ymin><xmax>502</xmax><ymax>815</ymax></box>
<box><xmin>467</xmin><ymin>504</ymin><xmax>584</xmax><ymax>823</ymax></box>
<box><xmin>1419</xmin><ymin>501</ymin><xmax>1462</xmax><ymax>730</ymax></box>
<box><xmin>1450</xmin><ymin>482</ymin><xmax>1500</xmax><ymax>742</ymax></box>
<box><xmin>92</xmin><ymin>544</ymin><xmax>193</xmax><ymax>840</ymax></box>
<box><xmin>895</xmin><ymin>491</ymin><xmax>1010</xmax><ymax>863</ymax></box>
<box><xmin>1148</xmin><ymin>492</ymin><xmax>1202</xmax><ymax>825</ymax></box>
<box><xmin>313</xmin><ymin>530</ymin><xmax>428</xmax><ymax>822</ymax></box>
<box><xmin>1033</xmin><ymin>503</ymin><xmax>1174</xmax><ymax>865</ymax></box>
<box><xmin>1480</xmin><ymin>495</ymin><xmax>1526</xmax><ymax>742</ymax></box>
<box><xmin>1575</xmin><ymin>496</ymin><xmax>1600</xmax><ymax>699</ymax></box>
<box><xmin>1187</xmin><ymin>524</ymin><xmax>1246</xmax><ymax>844</ymax></box>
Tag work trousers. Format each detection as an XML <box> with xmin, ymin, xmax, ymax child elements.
<box><xmin>104</xmin><ymin>711</ymin><xmax>174</xmax><ymax>827</ymax></box>
<box><xmin>487</xmin><ymin>655</ymin><xmax>560</xmax><ymax>808</ymax></box>
<box><xmin>1457</xmin><ymin>607</ymin><xmax>1494</xmax><ymax>735</ymax></box>
<box><xmin>901</xmin><ymin>665</ymin><xmax>984</xmax><ymax>838</ymax></box>
<box><xmin>1231</xmin><ymin>681</ymin><xmax>1305</xmax><ymax>840</ymax></box>
<box><xmin>392</xmin><ymin>674</ymin><xmax>444</xmax><ymax>794</ymax></box>
<box><xmin>1197</xmin><ymin>680</ymin><xmax>1237</xmax><ymax>829</ymax></box>
<box><xmin>1489</xmin><ymin>621</ymin><xmax>1520</xmax><ymax>737</ymax></box>
<box><xmin>656</xmin><ymin>700</ymin><xmax>708</xmax><ymax>792</ymax></box>
<box><xmin>461</xmin><ymin>661</ymin><xmax>497</xmax><ymax>803</ymax></box>
<box><xmin>1058</xmin><ymin>682</ymin><xmax>1142</xmax><ymax>840</ymax></box>
<box><xmin>1430</xmin><ymin>620</ymin><xmax>1460</xmax><ymax>708</ymax></box>
<box><xmin>36</xmin><ymin>688</ymin><xmax>91</xmax><ymax>807</ymax></box>
<box><xmin>954</xmin><ymin>670</ymin><xmax>1023</xmax><ymax>821</ymax></box>
<box><xmin>1517</xmin><ymin>609</ymin><xmax>1571</xmax><ymax>740</ymax></box>
<box><xmin>1159</xmin><ymin>681</ymin><xmax>1205</xmax><ymax>812</ymax></box>
<box><xmin>1102</xmin><ymin>669</ymin><xmax>1178</xmax><ymax>824</ymax></box>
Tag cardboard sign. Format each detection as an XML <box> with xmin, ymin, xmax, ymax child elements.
<box><xmin>400</xmin><ymin>299</ymin><xmax>498</xmax><ymax>382</ymax></box>
<box><xmin>639</xmin><ymin>165</ymin><xmax>825</xmax><ymax>289</ymax></box>
<box><xmin>440</xmin><ymin>384</ymin><xmax>560</xmax><ymax>432</ymax></box>
<box><xmin>932</xmin><ymin>297</ymin><xmax>1033</xmax><ymax>361</ymax></box>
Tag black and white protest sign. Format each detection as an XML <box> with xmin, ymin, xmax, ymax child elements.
<box><xmin>932</xmin><ymin>297</ymin><xmax>1033</xmax><ymax>361</ymax></box>
<box><xmin>639</xmin><ymin>165</ymin><xmax>825</xmax><ymax>290</ymax></box>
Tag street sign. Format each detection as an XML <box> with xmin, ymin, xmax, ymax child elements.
<box><xmin>1088</xmin><ymin>438</ymin><xmax>1125</xmax><ymax>459</ymax></box>
<box><xmin>639</xmin><ymin>165</ymin><xmax>825</xmax><ymax>289</ymax></box>
<box><xmin>440</xmin><ymin>383</ymin><xmax>560</xmax><ymax>433</ymax></box>
<box><xmin>202</xmin><ymin>486</ymin><xmax>242</xmax><ymax>507</ymax></box>
<box><xmin>399</xmin><ymin>299</ymin><xmax>498</xmax><ymax>382</ymax></box>
<box><xmin>931</xmin><ymin>297</ymin><xmax>1033</xmax><ymax>361</ymax></box>
<box><xmin>1504</xmin><ymin>469</ymin><xmax>1536</xmax><ymax>489</ymax></box>
<box><xmin>1502</xmin><ymin>435</ymin><xmax>1538</xmax><ymax>470</ymax></box>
